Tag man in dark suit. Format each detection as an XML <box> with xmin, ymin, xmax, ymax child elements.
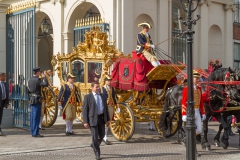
<box><xmin>28</xmin><ymin>67</ymin><xmax>48</xmax><ymax>137</ymax></box>
<box><xmin>83</xmin><ymin>81</ymin><xmax>110</xmax><ymax>160</ymax></box>
<box><xmin>0</xmin><ymin>72</ymin><xmax>9</xmax><ymax>136</ymax></box>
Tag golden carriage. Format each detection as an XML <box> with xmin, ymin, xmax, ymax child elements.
<box><xmin>45</xmin><ymin>25</ymin><xmax>184</xmax><ymax>141</ymax></box>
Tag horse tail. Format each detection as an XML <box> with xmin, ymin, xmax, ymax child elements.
<box><xmin>159</xmin><ymin>88</ymin><xmax>171</xmax><ymax>132</ymax></box>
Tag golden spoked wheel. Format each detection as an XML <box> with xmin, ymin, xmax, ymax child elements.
<box><xmin>110</xmin><ymin>103</ymin><xmax>135</xmax><ymax>142</ymax></box>
<box><xmin>42</xmin><ymin>87</ymin><xmax>58</xmax><ymax>127</ymax></box>
<box><xmin>76</xmin><ymin>106</ymin><xmax>83</xmax><ymax>122</ymax></box>
<box><xmin>155</xmin><ymin>110</ymin><xmax>180</xmax><ymax>138</ymax></box>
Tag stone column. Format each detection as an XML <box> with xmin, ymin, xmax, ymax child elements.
<box><xmin>52</xmin><ymin>1</ymin><xmax>64</xmax><ymax>87</ymax></box>
<box><xmin>116</xmin><ymin>0</ymin><xmax>122</xmax><ymax>51</ymax></box>
<box><xmin>35</xmin><ymin>39</ymin><xmax>41</xmax><ymax>67</ymax></box>
<box><xmin>62</xmin><ymin>32</ymin><xmax>73</xmax><ymax>54</ymax></box>
<box><xmin>199</xmin><ymin>1</ymin><xmax>210</xmax><ymax>69</ymax></box>
<box><xmin>0</xmin><ymin>4</ymin><xmax>8</xmax><ymax>72</ymax></box>
<box><xmin>157</xmin><ymin>0</ymin><xmax>169</xmax><ymax>53</ymax></box>
<box><xmin>224</xmin><ymin>4</ymin><xmax>235</xmax><ymax>68</ymax></box>
<box><xmin>121</xmin><ymin>0</ymin><xmax>133</xmax><ymax>54</ymax></box>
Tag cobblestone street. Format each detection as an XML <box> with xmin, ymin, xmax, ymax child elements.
<box><xmin>0</xmin><ymin>118</ymin><xmax>240</xmax><ymax>160</ymax></box>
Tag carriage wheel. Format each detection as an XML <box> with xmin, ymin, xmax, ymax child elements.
<box><xmin>42</xmin><ymin>87</ymin><xmax>58</xmax><ymax>128</ymax></box>
<box><xmin>76</xmin><ymin>106</ymin><xmax>83</xmax><ymax>122</ymax></box>
<box><xmin>110</xmin><ymin>103</ymin><xmax>135</xmax><ymax>142</ymax></box>
<box><xmin>155</xmin><ymin>110</ymin><xmax>180</xmax><ymax>138</ymax></box>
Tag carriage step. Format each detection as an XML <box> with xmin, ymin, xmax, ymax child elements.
<box><xmin>225</xmin><ymin>106</ymin><xmax>240</xmax><ymax>111</ymax></box>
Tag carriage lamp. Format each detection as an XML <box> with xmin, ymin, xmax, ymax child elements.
<box><xmin>41</xmin><ymin>18</ymin><xmax>50</xmax><ymax>35</ymax></box>
<box><xmin>179</xmin><ymin>0</ymin><xmax>201</xmax><ymax>160</ymax></box>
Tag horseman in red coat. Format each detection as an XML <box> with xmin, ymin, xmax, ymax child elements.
<box><xmin>182</xmin><ymin>70</ymin><xmax>206</xmax><ymax>139</ymax></box>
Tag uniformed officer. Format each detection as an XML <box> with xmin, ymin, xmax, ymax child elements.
<box><xmin>101</xmin><ymin>75</ymin><xmax>117</xmax><ymax>145</ymax></box>
<box><xmin>28</xmin><ymin>67</ymin><xmax>48</xmax><ymax>137</ymax></box>
<box><xmin>58</xmin><ymin>73</ymin><xmax>82</xmax><ymax>136</ymax></box>
<box><xmin>136</xmin><ymin>22</ymin><xmax>160</xmax><ymax>67</ymax></box>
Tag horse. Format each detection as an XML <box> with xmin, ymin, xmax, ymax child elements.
<box><xmin>159</xmin><ymin>67</ymin><xmax>237</xmax><ymax>150</ymax></box>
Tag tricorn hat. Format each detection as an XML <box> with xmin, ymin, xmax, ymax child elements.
<box><xmin>138</xmin><ymin>22</ymin><xmax>152</xmax><ymax>29</ymax></box>
<box><xmin>67</xmin><ymin>73</ymin><xmax>76</xmax><ymax>79</ymax></box>
<box><xmin>104</xmin><ymin>75</ymin><xmax>112</xmax><ymax>81</ymax></box>
<box><xmin>33</xmin><ymin>67</ymin><xmax>40</xmax><ymax>72</ymax></box>
<box><xmin>193</xmin><ymin>70</ymin><xmax>200</xmax><ymax>78</ymax></box>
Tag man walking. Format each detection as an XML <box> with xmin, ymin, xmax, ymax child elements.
<box><xmin>28</xmin><ymin>67</ymin><xmax>48</xmax><ymax>137</ymax></box>
<box><xmin>83</xmin><ymin>81</ymin><xmax>110</xmax><ymax>160</ymax></box>
<box><xmin>0</xmin><ymin>72</ymin><xmax>9</xmax><ymax>136</ymax></box>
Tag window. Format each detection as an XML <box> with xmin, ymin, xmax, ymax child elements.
<box><xmin>172</xmin><ymin>5</ymin><xmax>187</xmax><ymax>64</ymax></box>
<box><xmin>234</xmin><ymin>0</ymin><xmax>240</xmax><ymax>23</ymax></box>
<box><xmin>234</xmin><ymin>43</ymin><xmax>240</xmax><ymax>68</ymax></box>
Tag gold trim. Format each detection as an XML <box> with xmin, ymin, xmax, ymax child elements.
<box><xmin>6</xmin><ymin>0</ymin><xmax>36</xmax><ymax>14</ymax></box>
<box><xmin>75</xmin><ymin>16</ymin><xmax>106</xmax><ymax>28</ymax></box>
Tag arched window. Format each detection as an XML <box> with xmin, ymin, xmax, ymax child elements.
<box><xmin>172</xmin><ymin>5</ymin><xmax>187</xmax><ymax>64</ymax></box>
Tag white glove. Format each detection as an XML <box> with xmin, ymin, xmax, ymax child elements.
<box><xmin>58</xmin><ymin>106</ymin><xmax>63</xmax><ymax>109</ymax></box>
<box><xmin>151</xmin><ymin>45</ymin><xmax>155</xmax><ymax>49</ymax></box>
<box><xmin>182</xmin><ymin>115</ymin><xmax>187</xmax><ymax>122</ymax></box>
<box><xmin>202</xmin><ymin>114</ymin><xmax>206</xmax><ymax>121</ymax></box>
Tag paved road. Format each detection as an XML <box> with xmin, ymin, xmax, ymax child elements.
<box><xmin>0</xmin><ymin>117</ymin><xmax>240</xmax><ymax>160</ymax></box>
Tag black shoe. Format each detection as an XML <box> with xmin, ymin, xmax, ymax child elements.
<box><xmin>103</xmin><ymin>139</ymin><xmax>112</xmax><ymax>145</ymax></box>
<box><xmin>39</xmin><ymin>128</ymin><xmax>45</xmax><ymax>130</ymax></box>
<box><xmin>235</xmin><ymin>130</ymin><xmax>239</xmax><ymax>133</ymax></box>
<box><xmin>196</xmin><ymin>134</ymin><xmax>202</xmax><ymax>143</ymax></box>
<box><xmin>68</xmin><ymin>131</ymin><xmax>76</xmax><ymax>135</ymax></box>
<box><xmin>65</xmin><ymin>132</ymin><xmax>70</xmax><ymax>136</ymax></box>
<box><xmin>0</xmin><ymin>131</ymin><xmax>5</xmax><ymax>136</ymax></box>
<box><xmin>32</xmin><ymin>134</ymin><xmax>44</xmax><ymax>138</ymax></box>
<box><xmin>149</xmin><ymin>128</ymin><xmax>155</xmax><ymax>131</ymax></box>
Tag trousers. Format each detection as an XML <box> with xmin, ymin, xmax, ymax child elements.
<box><xmin>90</xmin><ymin>115</ymin><xmax>105</xmax><ymax>155</ymax></box>
<box><xmin>195</xmin><ymin>109</ymin><xmax>202</xmax><ymax>134</ymax></box>
<box><xmin>30</xmin><ymin>104</ymin><xmax>41</xmax><ymax>136</ymax></box>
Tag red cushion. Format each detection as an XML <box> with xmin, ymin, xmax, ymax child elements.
<box><xmin>132</xmin><ymin>51</ymin><xmax>153</xmax><ymax>74</ymax></box>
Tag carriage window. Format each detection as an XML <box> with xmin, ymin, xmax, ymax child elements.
<box><xmin>61</xmin><ymin>62</ymin><xmax>69</xmax><ymax>81</ymax></box>
<box><xmin>88</xmin><ymin>62</ymin><xmax>102</xmax><ymax>83</ymax></box>
<box><xmin>72</xmin><ymin>61</ymin><xmax>84</xmax><ymax>83</ymax></box>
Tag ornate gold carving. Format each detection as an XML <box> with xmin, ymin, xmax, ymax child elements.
<box><xmin>75</xmin><ymin>16</ymin><xmax>106</xmax><ymax>28</ymax></box>
<box><xmin>6</xmin><ymin>0</ymin><xmax>36</xmax><ymax>14</ymax></box>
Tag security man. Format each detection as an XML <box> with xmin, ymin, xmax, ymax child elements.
<box><xmin>101</xmin><ymin>75</ymin><xmax>117</xmax><ymax>145</ymax></box>
<box><xmin>58</xmin><ymin>73</ymin><xmax>82</xmax><ymax>136</ymax></box>
<box><xmin>28</xmin><ymin>67</ymin><xmax>48</xmax><ymax>137</ymax></box>
<box><xmin>136</xmin><ymin>22</ymin><xmax>160</xmax><ymax>67</ymax></box>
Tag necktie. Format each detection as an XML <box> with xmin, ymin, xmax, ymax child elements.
<box><xmin>1</xmin><ymin>82</ymin><xmax>6</xmax><ymax>100</ymax></box>
<box><xmin>96</xmin><ymin>94</ymin><xmax>101</xmax><ymax>114</ymax></box>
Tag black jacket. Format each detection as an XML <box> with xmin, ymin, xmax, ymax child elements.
<box><xmin>83</xmin><ymin>92</ymin><xmax>110</xmax><ymax>126</ymax></box>
<box><xmin>0</xmin><ymin>82</ymin><xmax>9</xmax><ymax>107</ymax></box>
<box><xmin>28</xmin><ymin>76</ymin><xmax>48</xmax><ymax>105</ymax></box>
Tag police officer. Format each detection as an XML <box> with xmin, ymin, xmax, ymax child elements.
<box><xmin>28</xmin><ymin>67</ymin><xmax>48</xmax><ymax>137</ymax></box>
<box><xmin>136</xmin><ymin>22</ymin><xmax>160</xmax><ymax>67</ymax></box>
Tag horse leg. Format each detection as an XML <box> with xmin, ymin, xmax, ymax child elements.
<box><xmin>214</xmin><ymin>116</ymin><xmax>223</xmax><ymax>147</ymax></box>
<box><xmin>201</xmin><ymin>113</ymin><xmax>211</xmax><ymax>151</ymax></box>
<box><xmin>219</xmin><ymin>115</ymin><xmax>229</xmax><ymax>149</ymax></box>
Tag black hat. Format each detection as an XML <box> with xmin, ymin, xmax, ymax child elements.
<box><xmin>104</xmin><ymin>75</ymin><xmax>112</xmax><ymax>81</ymax></box>
<box><xmin>67</xmin><ymin>73</ymin><xmax>76</xmax><ymax>79</ymax></box>
<box><xmin>138</xmin><ymin>22</ymin><xmax>152</xmax><ymax>29</ymax></box>
<box><xmin>183</xmin><ymin>79</ymin><xmax>187</xmax><ymax>83</ymax></box>
<box><xmin>33</xmin><ymin>67</ymin><xmax>40</xmax><ymax>72</ymax></box>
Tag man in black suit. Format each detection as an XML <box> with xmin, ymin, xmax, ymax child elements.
<box><xmin>83</xmin><ymin>81</ymin><xmax>110</xmax><ymax>160</ymax></box>
<box><xmin>0</xmin><ymin>72</ymin><xmax>9</xmax><ymax>136</ymax></box>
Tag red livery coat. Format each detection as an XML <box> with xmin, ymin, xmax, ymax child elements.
<box><xmin>181</xmin><ymin>85</ymin><xmax>205</xmax><ymax>116</ymax></box>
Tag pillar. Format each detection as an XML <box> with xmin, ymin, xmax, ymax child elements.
<box><xmin>199</xmin><ymin>2</ymin><xmax>209</xmax><ymax>69</ymax></box>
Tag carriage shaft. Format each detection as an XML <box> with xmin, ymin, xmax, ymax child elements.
<box><xmin>225</xmin><ymin>106</ymin><xmax>240</xmax><ymax>111</ymax></box>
